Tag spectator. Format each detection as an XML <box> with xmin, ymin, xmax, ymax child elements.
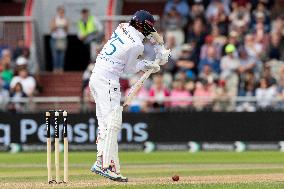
<box><xmin>271</xmin><ymin>16</ymin><xmax>284</xmax><ymax>36</ymax></box>
<box><xmin>148</xmin><ymin>73</ymin><xmax>170</xmax><ymax>110</ymax></box>
<box><xmin>10</xmin><ymin>68</ymin><xmax>36</xmax><ymax>97</ymax></box>
<box><xmin>211</xmin><ymin>25</ymin><xmax>227</xmax><ymax>46</ymax></box>
<box><xmin>276</xmin><ymin>76</ymin><xmax>284</xmax><ymax>110</ymax></box>
<box><xmin>164</xmin><ymin>0</ymin><xmax>190</xmax><ymax>17</ymax></box>
<box><xmin>175</xmin><ymin>44</ymin><xmax>196</xmax><ymax>80</ymax></box>
<box><xmin>193</xmin><ymin>79</ymin><xmax>215</xmax><ymax>110</ymax></box>
<box><xmin>261</xmin><ymin>64</ymin><xmax>277</xmax><ymax>86</ymax></box>
<box><xmin>170</xmin><ymin>79</ymin><xmax>191</xmax><ymax>108</ymax></box>
<box><xmin>162</xmin><ymin>7</ymin><xmax>187</xmax><ymax>46</ymax></box>
<box><xmin>12</xmin><ymin>39</ymin><xmax>28</xmax><ymax>60</ymax></box>
<box><xmin>191</xmin><ymin>0</ymin><xmax>205</xmax><ymax>19</ymax></box>
<box><xmin>125</xmin><ymin>76</ymin><xmax>149</xmax><ymax>112</ymax></box>
<box><xmin>236</xmin><ymin>71</ymin><xmax>257</xmax><ymax>112</ymax></box>
<box><xmin>222</xmin><ymin>30</ymin><xmax>240</xmax><ymax>56</ymax></box>
<box><xmin>49</xmin><ymin>6</ymin><xmax>69</xmax><ymax>73</ymax></box>
<box><xmin>9</xmin><ymin>82</ymin><xmax>27</xmax><ymax>113</ymax></box>
<box><xmin>238</xmin><ymin>47</ymin><xmax>257</xmax><ymax>74</ymax></box>
<box><xmin>200</xmin><ymin>34</ymin><xmax>222</xmax><ymax>60</ymax></box>
<box><xmin>0</xmin><ymin>78</ymin><xmax>9</xmax><ymax>111</ymax></box>
<box><xmin>255</xmin><ymin>78</ymin><xmax>277</xmax><ymax>110</ymax></box>
<box><xmin>214</xmin><ymin>80</ymin><xmax>232</xmax><ymax>111</ymax></box>
<box><xmin>199</xmin><ymin>64</ymin><xmax>219</xmax><ymax>84</ymax></box>
<box><xmin>206</xmin><ymin>0</ymin><xmax>230</xmax><ymax>22</ymax></box>
<box><xmin>251</xmin><ymin>1</ymin><xmax>270</xmax><ymax>32</ymax></box>
<box><xmin>244</xmin><ymin>33</ymin><xmax>263</xmax><ymax>61</ymax></box>
<box><xmin>186</xmin><ymin>17</ymin><xmax>206</xmax><ymax>63</ymax></box>
<box><xmin>229</xmin><ymin>5</ymin><xmax>250</xmax><ymax>35</ymax></box>
<box><xmin>220</xmin><ymin>44</ymin><xmax>240</xmax><ymax>96</ymax></box>
<box><xmin>267</xmin><ymin>32</ymin><xmax>284</xmax><ymax>61</ymax></box>
<box><xmin>0</xmin><ymin>39</ymin><xmax>9</xmax><ymax>58</ymax></box>
<box><xmin>0</xmin><ymin>49</ymin><xmax>14</xmax><ymax>90</ymax></box>
<box><xmin>254</xmin><ymin>22</ymin><xmax>270</xmax><ymax>51</ymax></box>
<box><xmin>199</xmin><ymin>45</ymin><xmax>220</xmax><ymax>74</ymax></box>
<box><xmin>77</xmin><ymin>8</ymin><xmax>103</xmax><ymax>60</ymax></box>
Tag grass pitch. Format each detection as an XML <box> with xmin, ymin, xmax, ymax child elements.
<box><xmin>0</xmin><ymin>151</ymin><xmax>284</xmax><ymax>188</ymax></box>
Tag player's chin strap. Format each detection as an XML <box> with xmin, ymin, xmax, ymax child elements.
<box><xmin>102</xmin><ymin>106</ymin><xmax>123</xmax><ymax>170</ymax></box>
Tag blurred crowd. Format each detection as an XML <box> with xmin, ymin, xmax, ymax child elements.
<box><xmin>2</xmin><ymin>0</ymin><xmax>284</xmax><ymax>113</ymax></box>
<box><xmin>0</xmin><ymin>39</ymin><xmax>38</xmax><ymax>112</ymax></box>
<box><xmin>83</xmin><ymin>0</ymin><xmax>284</xmax><ymax>112</ymax></box>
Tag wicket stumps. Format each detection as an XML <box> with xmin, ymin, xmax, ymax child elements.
<box><xmin>46</xmin><ymin>110</ymin><xmax>68</xmax><ymax>184</ymax></box>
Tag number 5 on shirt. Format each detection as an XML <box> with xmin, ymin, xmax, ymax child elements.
<box><xmin>105</xmin><ymin>31</ymin><xmax>125</xmax><ymax>55</ymax></box>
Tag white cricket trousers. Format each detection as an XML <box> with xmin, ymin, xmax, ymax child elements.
<box><xmin>89</xmin><ymin>71</ymin><xmax>121</xmax><ymax>170</ymax></box>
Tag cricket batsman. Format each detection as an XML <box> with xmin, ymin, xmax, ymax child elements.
<box><xmin>89</xmin><ymin>10</ymin><xmax>170</xmax><ymax>182</ymax></box>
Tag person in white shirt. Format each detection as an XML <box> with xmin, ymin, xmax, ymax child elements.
<box><xmin>10</xmin><ymin>68</ymin><xmax>36</xmax><ymax>96</ymax></box>
<box><xmin>89</xmin><ymin>10</ymin><xmax>169</xmax><ymax>182</ymax></box>
<box><xmin>49</xmin><ymin>6</ymin><xmax>69</xmax><ymax>73</ymax></box>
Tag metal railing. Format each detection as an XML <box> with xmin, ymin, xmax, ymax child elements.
<box><xmin>3</xmin><ymin>95</ymin><xmax>284</xmax><ymax>113</ymax></box>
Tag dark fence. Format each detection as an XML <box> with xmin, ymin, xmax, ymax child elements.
<box><xmin>1</xmin><ymin>112</ymin><xmax>284</xmax><ymax>147</ymax></box>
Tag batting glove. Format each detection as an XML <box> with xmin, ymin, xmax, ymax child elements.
<box><xmin>142</xmin><ymin>60</ymin><xmax>160</xmax><ymax>73</ymax></box>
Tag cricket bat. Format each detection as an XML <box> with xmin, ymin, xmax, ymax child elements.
<box><xmin>123</xmin><ymin>32</ymin><xmax>166</xmax><ymax>107</ymax></box>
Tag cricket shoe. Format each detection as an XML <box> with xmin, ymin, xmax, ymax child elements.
<box><xmin>91</xmin><ymin>162</ymin><xmax>128</xmax><ymax>182</ymax></box>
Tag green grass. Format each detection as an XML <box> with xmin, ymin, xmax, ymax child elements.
<box><xmin>0</xmin><ymin>151</ymin><xmax>283</xmax><ymax>189</ymax></box>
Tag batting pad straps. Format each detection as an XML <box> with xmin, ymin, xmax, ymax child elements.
<box><xmin>103</xmin><ymin>106</ymin><xmax>123</xmax><ymax>169</ymax></box>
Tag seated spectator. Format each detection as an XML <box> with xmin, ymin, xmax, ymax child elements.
<box><xmin>176</xmin><ymin>44</ymin><xmax>196</xmax><ymax>80</ymax></box>
<box><xmin>276</xmin><ymin>76</ymin><xmax>284</xmax><ymax>110</ymax></box>
<box><xmin>238</xmin><ymin>47</ymin><xmax>257</xmax><ymax>74</ymax></box>
<box><xmin>13</xmin><ymin>39</ymin><xmax>28</xmax><ymax>60</ymax></box>
<box><xmin>251</xmin><ymin>2</ymin><xmax>270</xmax><ymax>32</ymax></box>
<box><xmin>170</xmin><ymin>79</ymin><xmax>191</xmax><ymax>108</ymax></box>
<box><xmin>229</xmin><ymin>5</ymin><xmax>250</xmax><ymax>35</ymax></box>
<box><xmin>193</xmin><ymin>79</ymin><xmax>215</xmax><ymax>110</ymax></box>
<box><xmin>236</xmin><ymin>72</ymin><xmax>257</xmax><ymax>112</ymax></box>
<box><xmin>206</xmin><ymin>0</ymin><xmax>230</xmax><ymax>22</ymax></box>
<box><xmin>125</xmin><ymin>76</ymin><xmax>149</xmax><ymax>112</ymax></box>
<box><xmin>164</xmin><ymin>0</ymin><xmax>190</xmax><ymax>17</ymax></box>
<box><xmin>209</xmin><ymin>2</ymin><xmax>229</xmax><ymax>35</ymax></box>
<box><xmin>162</xmin><ymin>7</ymin><xmax>187</xmax><ymax>46</ymax></box>
<box><xmin>261</xmin><ymin>64</ymin><xmax>277</xmax><ymax>86</ymax></box>
<box><xmin>214</xmin><ymin>80</ymin><xmax>232</xmax><ymax>112</ymax></box>
<box><xmin>186</xmin><ymin>17</ymin><xmax>206</xmax><ymax>63</ymax></box>
<box><xmin>9</xmin><ymin>82</ymin><xmax>27</xmax><ymax>113</ymax></box>
<box><xmin>244</xmin><ymin>34</ymin><xmax>263</xmax><ymax>60</ymax></box>
<box><xmin>148</xmin><ymin>73</ymin><xmax>170</xmax><ymax>110</ymax></box>
<box><xmin>220</xmin><ymin>44</ymin><xmax>240</xmax><ymax>96</ymax></box>
<box><xmin>256</xmin><ymin>78</ymin><xmax>277</xmax><ymax>110</ymax></box>
<box><xmin>267</xmin><ymin>32</ymin><xmax>284</xmax><ymax>61</ymax></box>
<box><xmin>10</xmin><ymin>68</ymin><xmax>36</xmax><ymax>97</ymax></box>
<box><xmin>254</xmin><ymin>22</ymin><xmax>270</xmax><ymax>53</ymax></box>
<box><xmin>221</xmin><ymin>30</ymin><xmax>240</xmax><ymax>56</ymax></box>
<box><xmin>199</xmin><ymin>45</ymin><xmax>220</xmax><ymax>74</ymax></box>
<box><xmin>211</xmin><ymin>25</ymin><xmax>227</xmax><ymax>46</ymax></box>
<box><xmin>0</xmin><ymin>39</ymin><xmax>9</xmax><ymax>58</ymax></box>
<box><xmin>271</xmin><ymin>16</ymin><xmax>284</xmax><ymax>36</ymax></box>
<box><xmin>0</xmin><ymin>49</ymin><xmax>14</xmax><ymax>90</ymax></box>
<box><xmin>0</xmin><ymin>78</ymin><xmax>9</xmax><ymax>111</ymax></box>
<box><xmin>199</xmin><ymin>64</ymin><xmax>219</xmax><ymax>84</ymax></box>
<box><xmin>200</xmin><ymin>35</ymin><xmax>222</xmax><ymax>60</ymax></box>
<box><xmin>191</xmin><ymin>0</ymin><xmax>205</xmax><ymax>19</ymax></box>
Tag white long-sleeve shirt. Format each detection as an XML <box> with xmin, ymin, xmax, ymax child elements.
<box><xmin>93</xmin><ymin>23</ymin><xmax>146</xmax><ymax>80</ymax></box>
